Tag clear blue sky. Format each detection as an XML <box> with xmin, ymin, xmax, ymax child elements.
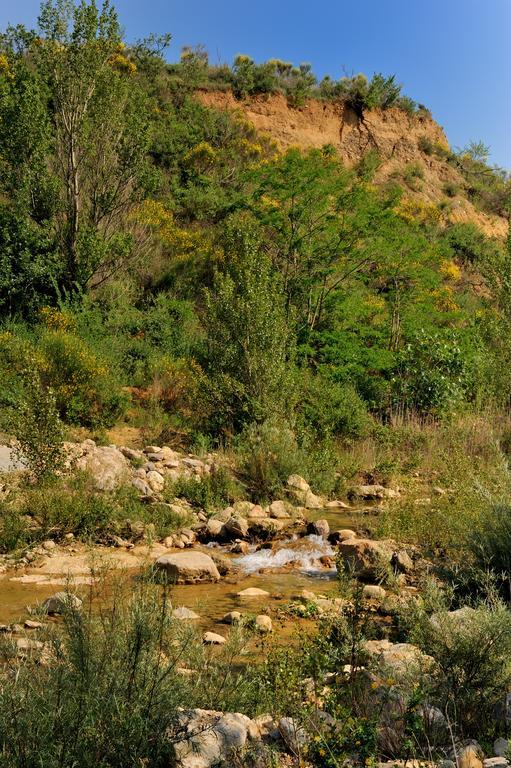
<box><xmin>3</xmin><ymin>0</ymin><xmax>510</xmax><ymax>168</ymax></box>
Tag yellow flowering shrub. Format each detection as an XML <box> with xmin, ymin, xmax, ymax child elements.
<box><xmin>395</xmin><ymin>198</ymin><xmax>442</xmax><ymax>226</ymax></box>
<box><xmin>37</xmin><ymin>330</ymin><xmax>127</xmax><ymax>426</ymax></box>
<box><xmin>0</xmin><ymin>54</ymin><xmax>14</xmax><ymax>81</ymax></box>
<box><xmin>440</xmin><ymin>258</ymin><xmax>462</xmax><ymax>282</ymax></box>
<box><xmin>108</xmin><ymin>52</ymin><xmax>137</xmax><ymax>75</ymax></box>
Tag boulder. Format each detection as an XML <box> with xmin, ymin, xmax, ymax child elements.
<box><xmin>363</xmin><ymin>584</ymin><xmax>387</xmax><ymax>601</ymax></box>
<box><xmin>325</xmin><ymin>499</ymin><xmax>349</xmax><ymax>509</ymax></box>
<box><xmin>349</xmin><ymin>484</ymin><xmax>398</xmax><ymax>500</ymax></box>
<box><xmin>255</xmin><ymin>615</ymin><xmax>273</xmax><ymax>633</ymax></box>
<box><xmin>392</xmin><ymin>549</ymin><xmax>414</xmax><ymax>573</ymax></box>
<box><xmin>364</xmin><ymin>639</ymin><xmax>435</xmax><ymax>679</ymax></box>
<box><xmin>494</xmin><ymin>739</ymin><xmax>510</xmax><ymax>758</ymax></box>
<box><xmin>328</xmin><ymin>529</ymin><xmax>357</xmax><ymax>544</ymax></box>
<box><xmin>42</xmin><ymin>592</ymin><xmax>83</xmax><ymax>615</ymax></box>
<box><xmin>224</xmin><ymin>516</ymin><xmax>249</xmax><ymax>539</ymax></box>
<box><xmin>203</xmin><ymin>631</ymin><xmax>226</xmax><ymax>645</ymax></box>
<box><xmin>304</xmin><ymin>491</ymin><xmax>324</xmax><ymax>509</ymax></box>
<box><xmin>307</xmin><ymin>519</ymin><xmax>330</xmax><ymax>538</ymax></box>
<box><xmin>269</xmin><ymin>500</ymin><xmax>290</xmax><ymax>519</ymax></box>
<box><xmin>278</xmin><ymin>717</ymin><xmax>309</xmax><ymax>754</ymax></box>
<box><xmin>172</xmin><ymin>709</ymin><xmax>259</xmax><ymax>768</ymax></box>
<box><xmin>338</xmin><ymin>538</ymin><xmax>393</xmax><ymax>580</ymax></box>
<box><xmin>75</xmin><ymin>444</ymin><xmax>129</xmax><ymax>491</ymax></box>
<box><xmin>132</xmin><ymin>477</ymin><xmax>153</xmax><ymax>496</ymax></box>
<box><xmin>230</xmin><ymin>541</ymin><xmax>249</xmax><ymax>555</ymax></box>
<box><xmin>155</xmin><ymin>552</ymin><xmax>220</xmax><ymax>584</ymax></box>
<box><xmin>246</xmin><ymin>505</ymin><xmax>267</xmax><ymax>519</ymax></box>
<box><xmin>222</xmin><ymin>611</ymin><xmax>242</xmax><ymax>625</ymax></box>
<box><xmin>287</xmin><ymin>475</ymin><xmax>310</xmax><ymax>493</ymax></box>
<box><xmin>146</xmin><ymin>470</ymin><xmax>165</xmax><ymax>492</ymax></box>
<box><xmin>483</xmin><ymin>759</ymin><xmax>508</xmax><ymax>768</ymax></box>
<box><xmin>206</xmin><ymin>518</ymin><xmax>224</xmax><ymax>538</ymax></box>
<box><xmin>172</xmin><ymin>607</ymin><xmax>200</xmax><ymax>621</ymax></box>
<box><xmin>237</xmin><ymin>587</ymin><xmax>269</xmax><ymax>598</ymax></box>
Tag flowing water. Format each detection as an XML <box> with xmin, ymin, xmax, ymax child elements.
<box><xmin>0</xmin><ymin>506</ymin><xmax>375</xmax><ymax>633</ymax></box>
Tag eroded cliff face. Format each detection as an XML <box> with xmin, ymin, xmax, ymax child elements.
<box><xmin>197</xmin><ymin>90</ymin><xmax>507</xmax><ymax>238</ymax></box>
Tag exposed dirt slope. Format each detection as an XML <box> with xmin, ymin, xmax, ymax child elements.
<box><xmin>197</xmin><ymin>91</ymin><xmax>507</xmax><ymax>239</ymax></box>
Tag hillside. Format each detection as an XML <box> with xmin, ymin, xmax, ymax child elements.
<box><xmin>198</xmin><ymin>90</ymin><xmax>508</xmax><ymax>238</ymax></box>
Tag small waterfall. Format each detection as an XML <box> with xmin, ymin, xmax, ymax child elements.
<box><xmin>234</xmin><ymin>535</ymin><xmax>336</xmax><ymax>575</ymax></box>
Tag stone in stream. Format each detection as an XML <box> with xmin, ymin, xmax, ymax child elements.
<box><xmin>206</xmin><ymin>518</ymin><xmax>224</xmax><ymax>538</ymax></box>
<box><xmin>325</xmin><ymin>499</ymin><xmax>350</xmax><ymax>509</ymax></box>
<box><xmin>223</xmin><ymin>515</ymin><xmax>249</xmax><ymax>539</ymax></box>
<box><xmin>269</xmin><ymin>500</ymin><xmax>290</xmax><ymax>519</ymax></box>
<box><xmin>237</xmin><ymin>587</ymin><xmax>269</xmax><ymax>598</ymax></box>
<box><xmin>338</xmin><ymin>538</ymin><xmax>393</xmax><ymax>581</ymax></box>
<box><xmin>328</xmin><ymin>529</ymin><xmax>356</xmax><ymax>544</ymax></box>
<box><xmin>42</xmin><ymin>592</ymin><xmax>83</xmax><ymax>615</ymax></box>
<box><xmin>155</xmin><ymin>552</ymin><xmax>220</xmax><ymax>584</ymax></box>
<box><xmin>172</xmin><ymin>607</ymin><xmax>200</xmax><ymax>621</ymax></box>
<box><xmin>203</xmin><ymin>631</ymin><xmax>226</xmax><ymax>645</ymax></box>
<box><xmin>307</xmin><ymin>519</ymin><xmax>329</xmax><ymax>538</ymax></box>
<box><xmin>221</xmin><ymin>611</ymin><xmax>242</xmax><ymax>625</ymax></box>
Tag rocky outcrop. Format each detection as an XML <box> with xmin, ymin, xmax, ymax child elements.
<box><xmin>196</xmin><ymin>90</ymin><xmax>508</xmax><ymax>239</ymax></box>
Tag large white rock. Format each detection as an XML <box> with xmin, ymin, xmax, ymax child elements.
<box><xmin>76</xmin><ymin>444</ymin><xmax>129</xmax><ymax>491</ymax></box>
<box><xmin>155</xmin><ymin>552</ymin><xmax>220</xmax><ymax>584</ymax></box>
<box><xmin>172</xmin><ymin>709</ymin><xmax>259</xmax><ymax>768</ymax></box>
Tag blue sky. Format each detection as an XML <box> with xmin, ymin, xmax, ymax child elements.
<box><xmin>2</xmin><ymin>0</ymin><xmax>510</xmax><ymax>168</ymax></box>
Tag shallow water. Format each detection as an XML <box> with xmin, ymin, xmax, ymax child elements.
<box><xmin>0</xmin><ymin>505</ymin><xmax>375</xmax><ymax>630</ymax></box>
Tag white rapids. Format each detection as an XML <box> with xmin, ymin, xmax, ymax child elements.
<box><xmin>234</xmin><ymin>535</ymin><xmax>336</xmax><ymax>576</ymax></box>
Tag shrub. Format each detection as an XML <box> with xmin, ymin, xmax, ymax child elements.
<box><xmin>392</xmin><ymin>329</ymin><xmax>472</xmax><ymax>415</ymax></box>
<box><xmin>418</xmin><ymin>136</ymin><xmax>434</xmax><ymax>155</ymax></box>
<box><xmin>409</xmin><ymin>601</ymin><xmax>511</xmax><ymax>737</ymax></box>
<box><xmin>169</xmin><ymin>465</ymin><xmax>242</xmax><ymax>512</ymax></box>
<box><xmin>356</xmin><ymin>149</ymin><xmax>381</xmax><ymax>181</ymax></box>
<box><xmin>4</xmin><ymin>364</ymin><xmax>65</xmax><ymax>481</ymax></box>
<box><xmin>0</xmin><ymin>583</ymin><xmax>188</xmax><ymax>766</ymax></box>
<box><xmin>470</xmin><ymin>503</ymin><xmax>511</xmax><ymax>593</ymax></box>
<box><xmin>402</xmin><ymin>162</ymin><xmax>424</xmax><ymax>190</ymax></box>
<box><xmin>201</xmin><ymin>213</ymin><xmax>294</xmax><ymax>435</ymax></box>
<box><xmin>299</xmin><ymin>374</ymin><xmax>371</xmax><ymax>441</ymax></box>
<box><xmin>38</xmin><ymin>328</ymin><xmax>128</xmax><ymax>427</ymax></box>
<box><xmin>236</xmin><ymin>418</ymin><xmax>304</xmax><ymax>502</ymax></box>
<box><xmin>442</xmin><ymin>181</ymin><xmax>460</xmax><ymax>198</ymax></box>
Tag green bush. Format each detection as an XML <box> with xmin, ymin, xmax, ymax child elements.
<box><xmin>169</xmin><ymin>465</ymin><xmax>242</xmax><ymax>512</ymax></box>
<box><xmin>470</xmin><ymin>503</ymin><xmax>511</xmax><ymax>594</ymax></box>
<box><xmin>299</xmin><ymin>374</ymin><xmax>371</xmax><ymax>441</ymax></box>
<box><xmin>237</xmin><ymin>418</ymin><xmax>304</xmax><ymax>502</ymax></box>
<box><xmin>3</xmin><ymin>363</ymin><xmax>65</xmax><ymax>481</ymax></box>
<box><xmin>409</xmin><ymin>601</ymin><xmax>511</xmax><ymax>737</ymax></box>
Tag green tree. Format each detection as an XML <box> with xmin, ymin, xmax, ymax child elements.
<box><xmin>0</xmin><ymin>0</ymin><xmax>151</xmax><ymax>295</ymax></box>
<box><xmin>201</xmin><ymin>213</ymin><xmax>294</xmax><ymax>434</ymax></box>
